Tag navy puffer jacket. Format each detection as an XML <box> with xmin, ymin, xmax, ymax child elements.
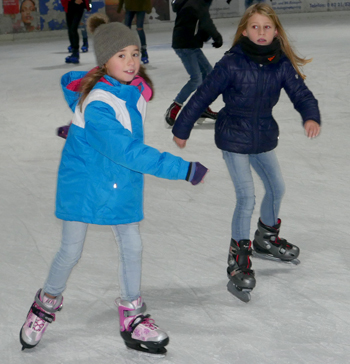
<box><xmin>172</xmin><ymin>44</ymin><xmax>321</xmax><ymax>154</ymax></box>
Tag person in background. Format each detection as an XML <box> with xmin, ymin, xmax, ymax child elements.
<box><xmin>61</xmin><ymin>0</ymin><xmax>91</xmax><ymax>64</ymax></box>
<box><xmin>117</xmin><ymin>0</ymin><xmax>152</xmax><ymax>64</ymax></box>
<box><xmin>165</xmin><ymin>0</ymin><xmax>223</xmax><ymax>127</ymax></box>
<box><xmin>67</xmin><ymin>4</ymin><xmax>91</xmax><ymax>54</ymax></box>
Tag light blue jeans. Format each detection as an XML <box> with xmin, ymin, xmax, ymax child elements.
<box><xmin>174</xmin><ymin>48</ymin><xmax>213</xmax><ymax>105</ymax></box>
<box><xmin>43</xmin><ymin>221</ymin><xmax>142</xmax><ymax>302</ymax></box>
<box><xmin>223</xmin><ymin>150</ymin><xmax>285</xmax><ymax>242</ymax></box>
<box><xmin>124</xmin><ymin>11</ymin><xmax>146</xmax><ymax>48</ymax></box>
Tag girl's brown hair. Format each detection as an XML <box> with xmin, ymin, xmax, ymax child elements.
<box><xmin>78</xmin><ymin>64</ymin><xmax>154</xmax><ymax>110</ymax></box>
<box><xmin>233</xmin><ymin>3</ymin><xmax>311</xmax><ymax>79</ymax></box>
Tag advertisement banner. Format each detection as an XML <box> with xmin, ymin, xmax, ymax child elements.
<box><xmin>210</xmin><ymin>0</ymin><xmax>242</xmax><ymax>18</ymax></box>
<box><xmin>3</xmin><ymin>0</ymin><xmax>20</xmax><ymax>14</ymax></box>
<box><xmin>271</xmin><ymin>0</ymin><xmax>304</xmax><ymax>12</ymax></box>
<box><xmin>271</xmin><ymin>0</ymin><xmax>350</xmax><ymax>12</ymax></box>
<box><xmin>11</xmin><ymin>0</ymin><xmax>40</xmax><ymax>32</ymax></box>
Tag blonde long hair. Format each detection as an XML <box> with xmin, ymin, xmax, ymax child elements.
<box><xmin>233</xmin><ymin>3</ymin><xmax>311</xmax><ymax>79</ymax></box>
<box><xmin>78</xmin><ymin>65</ymin><xmax>154</xmax><ymax>110</ymax></box>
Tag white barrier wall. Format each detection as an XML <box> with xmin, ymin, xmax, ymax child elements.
<box><xmin>206</xmin><ymin>0</ymin><xmax>349</xmax><ymax>15</ymax></box>
<box><xmin>1</xmin><ymin>0</ymin><xmax>349</xmax><ymax>36</ymax></box>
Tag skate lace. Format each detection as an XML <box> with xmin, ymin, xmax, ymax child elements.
<box><xmin>31</xmin><ymin>303</ymin><xmax>52</xmax><ymax>332</ymax></box>
<box><xmin>271</xmin><ymin>236</ymin><xmax>292</xmax><ymax>249</ymax></box>
<box><xmin>231</xmin><ymin>245</ymin><xmax>253</xmax><ymax>275</ymax></box>
<box><xmin>130</xmin><ymin>314</ymin><xmax>158</xmax><ymax>331</ymax></box>
<box><xmin>228</xmin><ymin>264</ymin><xmax>254</xmax><ymax>276</ymax></box>
<box><xmin>240</xmin><ymin>267</ymin><xmax>254</xmax><ymax>275</ymax></box>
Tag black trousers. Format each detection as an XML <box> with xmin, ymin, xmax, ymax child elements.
<box><xmin>66</xmin><ymin>2</ymin><xmax>85</xmax><ymax>51</ymax></box>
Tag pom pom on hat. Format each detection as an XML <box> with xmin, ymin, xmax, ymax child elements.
<box><xmin>87</xmin><ymin>13</ymin><xmax>110</xmax><ymax>33</ymax></box>
<box><xmin>87</xmin><ymin>13</ymin><xmax>141</xmax><ymax>67</ymax></box>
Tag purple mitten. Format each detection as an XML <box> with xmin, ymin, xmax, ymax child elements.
<box><xmin>57</xmin><ymin>124</ymin><xmax>71</xmax><ymax>139</ymax></box>
<box><xmin>186</xmin><ymin>162</ymin><xmax>208</xmax><ymax>185</ymax></box>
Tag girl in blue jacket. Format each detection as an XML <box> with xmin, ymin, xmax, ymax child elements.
<box><xmin>172</xmin><ymin>4</ymin><xmax>321</xmax><ymax>302</ymax></box>
<box><xmin>20</xmin><ymin>14</ymin><xmax>207</xmax><ymax>355</ymax></box>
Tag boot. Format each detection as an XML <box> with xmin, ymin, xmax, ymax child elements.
<box><xmin>65</xmin><ymin>50</ymin><xmax>79</xmax><ymax>64</ymax></box>
<box><xmin>20</xmin><ymin>289</ymin><xmax>63</xmax><ymax>350</ymax></box>
<box><xmin>117</xmin><ymin>296</ymin><xmax>169</xmax><ymax>355</ymax></box>
<box><xmin>81</xmin><ymin>38</ymin><xmax>88</xmax><ymax>53</ymax></box>
<box><xmin>165</xmin><ymin>101</ymin><xmax>182</xmax><ymax>127</ymax></box>
<box><xmin>253</xmin><ymin>218</ymin><xmax>300</xmax><ymax>264</ymax></box>
<box><xmin>227</xmin><ymin>239</ymin><xmax>256</xmax><ymax>302</ymax></box>
<box><xmin>200</xmin><ymin>106</ymin><xmax>218</xmax><ymax>120</ymax></box>
<box><xmin>141</xmin><ymin>46</ymin><xmax>149</xmax><ymax>64</ymax></box>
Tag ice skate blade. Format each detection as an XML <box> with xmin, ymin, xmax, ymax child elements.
<box><xmin>125</xmin><ymin>341</ymin><xmax>167</xmax><ymax>357</ymax></box>
<box><xmin>227</xmin><ymin>281</ymin><xmax>251</xmax><ymax>303</ymax></box>
<box><xmin>164</xmin><ymin>120</ymin><xmax>173</xmax><ymax>129</ymax></box>
<box><xmin>196</xmin><ymin>118</ymin><xmax>205</xmax><ymax>125</ymax></box>
<box><xmin>19</xmin><ymin>328</ymin><xmax>37</xmax><ymax>351</ymax></box>
<box><xmin>252</xmin><ymin>250</ymin><xmax>300</xmax><ymax>265</ymax></box>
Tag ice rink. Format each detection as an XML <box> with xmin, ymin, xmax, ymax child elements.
<box><xmin>1</xmin><ymin>10</ymin><xmax>349</xmax><ymax>364</ymax></box>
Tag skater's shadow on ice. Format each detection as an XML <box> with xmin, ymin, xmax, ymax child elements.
<box><xmin>142</xmin><ymin>284</ymin><xmax>229</xmax><ymax>308</ymax></box>
<box><xmin>33</xmin><ymin>64</ymin><xmax>86</xmax><ymax>71</ymax></box>
<box><xmin>83</xmin><ymin>308</ymin><xmax>118</xmax><ymax>329</ymax></box>
<box><xmin>255</xmin><ymin>267</ymin><xmax>297</xmax><ymax>277</ymax></box>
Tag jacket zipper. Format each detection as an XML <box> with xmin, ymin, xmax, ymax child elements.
<box><xmin>253</xmin><ymin>64</ymin><xmax>264</xmax><ymax>154</ymax></box>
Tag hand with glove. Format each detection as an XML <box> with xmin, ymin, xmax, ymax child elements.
<box><xmin>57</xmin><ymin>122</ymin><xmax>72</xmax><ymax>139</ymax></box>
<box><xmin>212</xmin><ymin>34</ymin><xmax>223</xmax><ymax>48</ymax></box>
<box><xmin>186</xmin><ymin>162</ymin><xmax>208</xmax><ymax>185</ymax></box>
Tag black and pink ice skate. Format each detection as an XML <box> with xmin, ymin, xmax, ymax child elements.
<box><xmin>20</xmin><ymin>289</ymin><xmax>63</xmax><ymax>350</ymax></box>
<box><xmin>116</xmin><ymin>297</ymin><xmax>169</xmax><ymax>356</ymax></box>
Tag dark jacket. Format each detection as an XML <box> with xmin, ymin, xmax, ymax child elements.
<box><xmin>61</xmin><ymin>0</ymin><xmax>90</xmax><ymax>13</ymax></box>
<box><xmin>173</xmin><ymin>44</ymin><xmax>321</xmax><ymax>154</ymax></box>
<box><xmin>117</xmin><ymin>0</ymin><xmax>152</xmax><ymax>14</ymax></box>
<box><xmin>171</xmin><ymin>0</ymin><xmax>222</xmax><ymax>49</ymax></box>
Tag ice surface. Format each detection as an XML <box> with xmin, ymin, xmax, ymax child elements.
<box><xmin>1</xmin><ymin>11</ymin><xmax>349</xmax><ymax>364</ymax></box>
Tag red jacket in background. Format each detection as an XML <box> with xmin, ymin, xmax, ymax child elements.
<box><xmin>61</xmin><ymin>0</ymin><xmax>90</xmax><ymax>13</ymax></box>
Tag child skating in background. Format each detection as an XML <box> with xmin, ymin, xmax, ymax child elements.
<box><xmin>67</xmin><ymin>6</ymin><xmax>90</xmax><ymax>54</ymax></box>
<box><xmin>117</xmin><ymin>0</ymin><xmax>152</xmax><ymax>64</ymax></box>
<box><xmin>165</xmin><ymin>0</ymin><xmax>223</xmax><ymax>127</ymax></box>
<box><xmin>172</xmin><ymin>4</ymin><xmax>321</xmax><ymax>302</ymax></box>
<box><xmin>62</xmin><ymin>0</ymin><xmax>91</xmax><ymax>64</ymax></box>
<box><xmin>20</xmin><ymin>14</ymin><xmax>208</xmax><ymax>355</ymax></box>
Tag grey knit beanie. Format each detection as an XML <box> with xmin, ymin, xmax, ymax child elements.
<box><xmin>87</xmin><ymin>13</ymin><xmax>141</xmax><ymax>67</ymax></box>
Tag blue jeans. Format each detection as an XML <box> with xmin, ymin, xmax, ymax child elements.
<box><xmin>43</xmin><ymin>221</ymin><xmax>142</xmax><ymax>302</ymax></box>
<box><xmin>174</xmin><ymin>48</ymin><xmax>213</xmax><ymax>104</ymax></box>
<box><xmin>124</xmin><ymin>11</ymin><xmax>146</xmax><ymax>48</ymax></box>
<box><xmin>223</xmin><ymin>150</ymin><xmax>285</xmax><ymax>242</ymax></box>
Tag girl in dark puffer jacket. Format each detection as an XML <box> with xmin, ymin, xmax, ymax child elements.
<box><xmin>172</xmin><ymin>4</ymin><xmax>321</xmax><ymax>302</ymax></box>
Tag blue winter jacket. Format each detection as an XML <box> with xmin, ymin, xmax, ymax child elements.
<box><xmin>56</xmin><ymin>71</ymin><xmax>190</xmax><ymax>225</ymax></box>
<box><xmin>173</xmin><ymin>44</ymin><xmax>321</xmax><ymax>154</ymax></box>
